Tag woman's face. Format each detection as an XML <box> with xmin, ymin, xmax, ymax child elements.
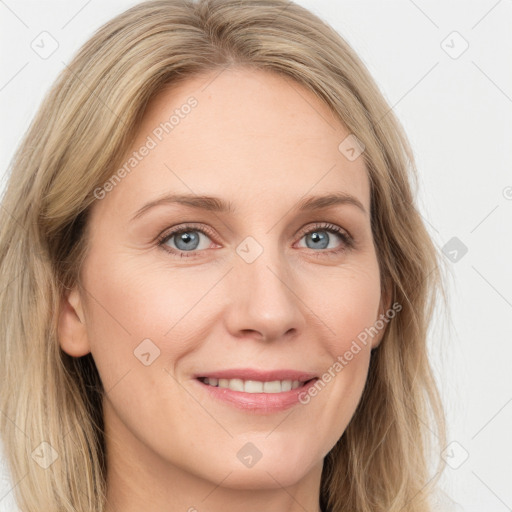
<box><xmin>60</xmin><ymin>67</ymin><xmax>388</xmax><ymax>498</ymax></box>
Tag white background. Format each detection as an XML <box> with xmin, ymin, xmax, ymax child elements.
<box><xmin>1</xmin><ymin>1</ymin><xmax>511</xmax><ymax>511</ymax></box>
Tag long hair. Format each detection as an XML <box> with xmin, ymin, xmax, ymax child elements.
<box><xmin>0</xmin><ymin>1</ymin><xmax>447</xmax><ymax>510</ymax></box>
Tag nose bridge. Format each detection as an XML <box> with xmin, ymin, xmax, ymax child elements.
<box><xmin>225</xmin><ymin>233</ymin><xmax>304</xmax><ymax>340</ymax></box>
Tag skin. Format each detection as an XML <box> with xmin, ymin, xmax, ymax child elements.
<box><xmin>58</xmin><ymin>67</ymin><xmax>390</xmax><ymax>512</ymax></box>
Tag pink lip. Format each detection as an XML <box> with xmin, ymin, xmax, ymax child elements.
<box><xmin>194</xmin><ymin>368</ymin><xmax>317</xmax><ymax>382</ymax></box>
<box><xmin>193</xmin><ymin>368</ymin><xmax>318</xmax><ymax>413</ymax></box>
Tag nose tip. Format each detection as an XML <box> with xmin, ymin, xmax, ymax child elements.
<box><xmin>223</xmin><ymin>255</ymin><xmax>305</xmax><ymax>342</ymax></box>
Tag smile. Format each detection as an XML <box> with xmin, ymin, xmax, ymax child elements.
<box><xmin>198</xmin><ymin>377</ymin><xmax>313</xmax><ymax>393</ymax></box>
<box><xmin>193</xmin><ymin>368</ymin><xmax>319</xmax><ymax>413</ymax></box>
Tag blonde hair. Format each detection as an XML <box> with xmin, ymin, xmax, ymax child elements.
<box><xmin>0</xmin><ymin>0</ymin><xmax>447</xmax><ymax>510</ymax></box>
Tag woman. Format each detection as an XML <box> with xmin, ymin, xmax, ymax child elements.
<box><xmin>0</xmin><ymin>1</ymin><xmax>447</xmax><ymax>510</ymax></box>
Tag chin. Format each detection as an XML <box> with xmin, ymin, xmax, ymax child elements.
<box><xmin>204</xmin><ymin>440</ymin><xmax>321</xmax><ymax>490</ymax></box>
<box><xmin>216</xmin><ymin>463</ymin><xmax>313</xmax><ymax>490</ymax></box>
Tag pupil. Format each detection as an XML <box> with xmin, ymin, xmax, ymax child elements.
<box><xmin>307</xmin><ymin>231</ymin><xmax>328</xmax><ymax>249</ymax></box>
<box><xmin>176</xmin><ymin>231</ymin><xmax>199</xmax><ymax>250</ymax></box>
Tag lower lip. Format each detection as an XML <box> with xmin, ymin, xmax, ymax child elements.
<box><xmin>195</xmin><ymin>378</ymin><xmax>318</xmax><ymax>413</ymax></box>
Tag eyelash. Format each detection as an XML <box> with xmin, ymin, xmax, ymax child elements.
<box><xmin>156</xmin><ymin>222</ymin><xmax>354</xmax><ymax>259</ymax></box>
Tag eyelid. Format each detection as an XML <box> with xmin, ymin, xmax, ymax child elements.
<box><xmin>295</xmin><ymin>221</ymin><xmax>352</xmax><ymax>242</ymax></box>
<box><xmin>156</xmin><ymin>222</ymin><xmax>217</xmax><ymax>243</ymax></box>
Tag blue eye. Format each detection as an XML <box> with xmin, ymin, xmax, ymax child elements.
<box><xmin>300</xmin><ymin>229</ymin><xmax>342</xmax><ymax>250</ymax></box>
<box><xmin>295</xmin><ymin>223</ymin><xmax>353</xmax><ymax>256</ymax></box>
<box><xmin>159</xmin><ymin>227</ymin><xmax>213</xmax><ymax>254</ymax></box>
<box><xmin>157</xmin><ymin>222</ymin><xmax>353</xmax><ymax>258</ymax></box>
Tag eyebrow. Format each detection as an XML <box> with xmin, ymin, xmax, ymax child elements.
<box><xmin>130</xmin><ymin>191</ymin><xmax>366</xmax><ymax>221</ymax></box>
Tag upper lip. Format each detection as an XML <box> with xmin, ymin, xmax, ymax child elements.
<box><xmin>195</xmin><ymin>368</ymin><xmax>318</xmax><ymax>382</ymax></box>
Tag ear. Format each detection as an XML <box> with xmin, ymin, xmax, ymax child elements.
<box><xmin>58</xmin><ymin>286</ymin><xmax>91</xmax><ymax>357</ymax></box>
<box><xmin>371</xmin><ymin>279</ymin><xmax>394</xmax><ymax>350</ymax></box>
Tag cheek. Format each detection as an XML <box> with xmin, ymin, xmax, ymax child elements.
<box><xmin>84</xmin><ymin>251</ymin><xmax>215</xmax><ymax>344</ymax></box>
<box><xmin>81</xmin><ymin>252</ymin><xmax>239</xmax><ymax>440</ymax></box>
<box><xmin>79</xmin><ymin>253</ymin><xmax>197</xmax><ymax>390</ymax></box>
<box><xmin>81</xmin><ymin>256</ymin><xmax>218</xmax><ymax>461</ymax></box>
<box><xmin>296</xmin><ymin>262</ymin><xmax>382</xmax><ymax>441</ymax></box>
<box><xmin>306</xmin><ymin>260</ymin><xmax>383</xmax><ymax>350</ymax></box>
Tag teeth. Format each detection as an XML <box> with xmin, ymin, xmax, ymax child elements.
<box><xmin>263</xmin><ymin>381</ymin><xmax>281</xmax><ymax>393</ymax></box>
<box><xmin>281</xmin><ymin>380</ymin><xmax>292</xmax><ymax>392</ymax></box>
<box><xmin>245</xmin><ymin>380</ymin><xmax>263</xmax><ymax>393</ymax></box>
<box><xmin>202</xmin><ymin>377</ymin><xmax>308</xmax><ymax>393</ymax></box>
<box><xmin>228</xmin><ymin>378</ymin><xmax>244</xmax><ymax>392</ymax></box>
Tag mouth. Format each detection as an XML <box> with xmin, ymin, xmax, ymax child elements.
<box><xmin>193</xmin><ymin>368</ymin><xmax>319</xmax><ymax>413</ymax></box>
<box><xmin>197</xmin><ymin>376</ymin><xmax>317</xmax><ymax>393</ymax></box>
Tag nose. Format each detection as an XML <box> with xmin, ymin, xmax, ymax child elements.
<box><xmin>223</xmin><ymin>243</ymin><xmax>306</xmax><ymax>342</ymax></box>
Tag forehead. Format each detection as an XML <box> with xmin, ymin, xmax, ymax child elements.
<box><xmin>93</xmin><ymin>67</ymin><xmax>369</xmax><ymax>221</ymax></box>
